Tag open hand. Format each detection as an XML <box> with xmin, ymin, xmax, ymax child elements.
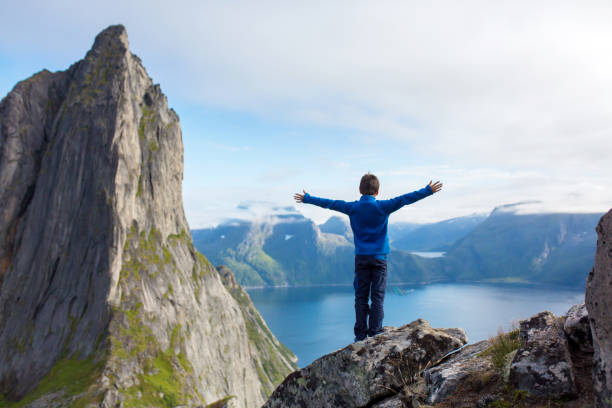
<box><xmin>428</xmin><ymin>180</ymin><xmax>443</xmax><ymax>193</ymax></box>
<box><xmin>294</xmin><ymin>190</ymin><xmax>307</xmax><ymax>203</ymax></box>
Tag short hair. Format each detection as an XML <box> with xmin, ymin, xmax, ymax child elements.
<box><xmin>359</xmin><ymin>173</ymin><xmax>379</xmax><ymax>195</ymax></box>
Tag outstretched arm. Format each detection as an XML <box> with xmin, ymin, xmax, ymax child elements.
<box><xmin>293</xmin><ymin>190</ymin><xmax>353</xmax><ymax>215</ymax></box>
<box><xmin>378</xmin><ymin>180</ymin><xmax>443</xmax><ymax>214</ymax></box>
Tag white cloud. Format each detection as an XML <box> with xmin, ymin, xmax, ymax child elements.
<box><xmin>2</xmin><ymin>1</ymin><xmax>611</xmax><ymax>226</ymax></box>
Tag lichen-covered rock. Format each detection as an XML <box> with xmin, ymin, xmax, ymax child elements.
<box><xmin>263</xmin><ymin>319</ymin><xmax>467</xmax><ymax>408</ymax></box>
<box><xmin>509</xmin><ymin>311</ymin><xmax>577</xmax><ymax>398</ymax></box>
<box><xmin>564</xmin><ymin>302</ymin><xmax>593</xmax><ymax>354</ymax></box>
<box><xmin>586</xmin><ymin>209</ymin><xmax>612</xmax><ymax>408</ymax></box>
<box><xmin>0</xmin><ymin>25</ymin><xmax>294</xmax><ymax>407</ymax></box>
<box><xmin>424</xmin><ymin>339</ymin><xmax>493</xmax><ymax>404</ymax></box>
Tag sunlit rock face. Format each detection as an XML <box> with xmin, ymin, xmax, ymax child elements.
<box><xmin>0</xmin><ymin>24</ymin><xmax>295</xmax><ymax>407</ymax></box>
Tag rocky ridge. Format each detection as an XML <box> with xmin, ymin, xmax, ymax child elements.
<box><xmin>263</xmin><ymin>209</ymin><xmax>612</xmax><ymax>407</ymax></box>
<box><xmin>0</xmin><ymin>25</ymin><xmax>295</xmax><ymax>407</ymax></box>
<box><xmin>264</xmin><ymin>306</ymin><xmax>596</xmax><ymax>408</ymax></box>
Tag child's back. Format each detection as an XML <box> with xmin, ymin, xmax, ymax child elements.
<box><xmin>295</xmin><ymin>174</ymin><xmax>442</xmax><ymax>341</ymax></box>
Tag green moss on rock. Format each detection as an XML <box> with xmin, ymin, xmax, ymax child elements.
<box><xmin>0</xmin><ymin>355</ymin><xmax>104</xmax><ymax>408</ymax></box>
<box><xmin>122</xmin><ymin>354</ymin><xmax>186</xmax><ymax>408</ymax></box>
<box><xmin>120</xmin><ymin>226</ymin><xmax>175</xmax><ymax>284</ymax></box>
<box><xmin>138</xmin><ymin>106</ymin><xmax>154</xmax><ymax>141</ymax></box>
<box><xmin>114</xmin><ymin>227</ymin><xmax>205</xmax><ymax>407</ymax></box>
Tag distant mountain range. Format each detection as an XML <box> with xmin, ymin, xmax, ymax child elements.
<box><xmin>192</xmin><ymin>205</ymin><xmax>601</xmax><ymax>289</ymax></box>
<box><xmin>389</xmin><ymin>214</ymin><xmax>487</xmax><ymax>251</ymax></box>
<box><xmin>438</xmin><ymin>205</ymin><xmax>601</xmax><ymax>287</ymax></box>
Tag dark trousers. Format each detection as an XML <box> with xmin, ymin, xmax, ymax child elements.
<box><xmin>353</xmin><ymin>255</ymin><xmax>387</xmax><ymax>340</ymax></box>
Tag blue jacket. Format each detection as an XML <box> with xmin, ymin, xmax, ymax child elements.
<box><xmin>303</xmin><ymin>185</ymin><xmax>433</xmax><ymax>256</ymax></box>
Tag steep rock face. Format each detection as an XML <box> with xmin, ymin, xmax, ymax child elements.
<box><xmin>0</xmin><ymin>25</ymin><xmax>293</xmax><ymax>407</ymax></box>
<box><xmin>586</xmin><ymin>209</ymin><xmax>612</xmax><ymax>407</ymax></box>
<box><xmin>263</xmin><ymin>319</ymin><xmax>467</xmax><ymax>408</ymax></box>
<box><xmin>217</xmin><ymin>265</ymin><xmax>298</xmax><ymax>397</ymax></box>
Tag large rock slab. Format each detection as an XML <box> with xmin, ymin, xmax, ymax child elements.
<box><xmin>509</xmin><ymin>311</ymin><xmax>577</xmax><ymax>398</ymax></box>
<box><xmin>263</xmin><ymin>319</ymin><xmax>467</xmax><ymax>408</ymax></box>
<box><xmin>424</xmin><ymin>339</ymin><xmax>493</xmax><ymax>404</ymax></box>
<box><xmin>586</xmin><ymin>209</ymin><xmax>612</xmax><ymax>408</ymax></box>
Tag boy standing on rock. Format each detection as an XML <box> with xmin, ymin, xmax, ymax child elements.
<box><xmin>294</xmin><ymin>174</ymin><xmax>442</xmax><ymax>342</ymax></box>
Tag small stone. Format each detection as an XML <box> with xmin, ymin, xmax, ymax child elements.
<box><xmin>477</xmin><ymin>394</ymin><xmax>495</xmax><ymax>408</ymax></box>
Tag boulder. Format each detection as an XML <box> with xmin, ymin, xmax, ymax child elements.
<box><xmin>586</xmin><ymin>209</ymin><xmax>612</xmax><ymax>408</ymax></box>
<box><xmin>263</xmin><ymin>319</ymin><xmax>467</xmax><ymax>408</ymax></box>
<box><xmin>564</xmin><ymin>302</ymin><xmax>593</xmax><ymax>354</ymax></box>
<box><xmin>509</xmin><ymin>311</ymin><xmax>577</xmax><ymax>398</ymax></box>
<box><xmin>424</xmin><ymin>339</ymin><xmax>493</xmax><ymax>404</ymax></box>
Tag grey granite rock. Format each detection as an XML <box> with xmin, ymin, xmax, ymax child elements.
<box><xmin>0</xmin><ymin>25</ymin><xmax>294</xmax><ymax>407</ymax></box>
<box><xmin>424</xmin><ymin>339</ymin><xmax>492</xmax><ymax>404</ymax></box>
<box><xmin>564</xmin><ymin>302</ymin><xmax>593</xmax><ymax>354</ymax></box>
<box><xmin>509</xmin><ymin>311</ymin><xmax>577</xmax><ymax>398</ymax></box>
<box><xmin>586</xmin><ymin>209</ymin><xmax>612</xmax><ymax>408</ymax></box>
<box><xmin>371</xmin><ymin>395</ymin><xmax>405</xmax><ymax>408</ymax></box>
<box><xmin>263</xmin><ymin>319</ymin><xmax>467</xmax><ymax>408</ymax></box>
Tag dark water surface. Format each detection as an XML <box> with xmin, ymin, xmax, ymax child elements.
<box><xmin>247</xmin><ymin>283</ymin><xmax>584</xmax><ymax>367</ymax></box>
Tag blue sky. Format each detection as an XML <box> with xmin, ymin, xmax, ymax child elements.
<box><xmin>2</xmin><ymin>1</ymin><xmax>611</xmax><ymax>227</ymax></box>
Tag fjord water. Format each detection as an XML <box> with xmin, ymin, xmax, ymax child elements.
<box><xmin>247</xmin><ymin>283</ymin><xmax>584</xmax><ymax>367</ymax></box>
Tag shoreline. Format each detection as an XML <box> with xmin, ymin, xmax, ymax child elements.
<box><xmin>243</xmin><ymin>279</ymin><xmax>586</xmax><ymax>291</ymax></box>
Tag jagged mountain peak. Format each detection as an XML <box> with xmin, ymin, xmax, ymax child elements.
<box><xmin>91</xmin><ymin>24</ymin><xmax>129</xmax><ymax>51</ymax></box>
<box><xmin>0</xmin><ymin>24</ymin><xmax>295</xmax><ymax>407</ymax></box>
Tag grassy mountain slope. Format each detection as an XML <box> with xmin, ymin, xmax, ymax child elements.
<box><xmin>193</xmin><ymin>208</ymin><xmax>601</xmax><ymax>289</ymax></box>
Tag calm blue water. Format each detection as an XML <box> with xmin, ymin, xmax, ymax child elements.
<box><xmin>247</xmin><ymin>283</ymin><xmax>584</xmax><ymax>367</ymax></box>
